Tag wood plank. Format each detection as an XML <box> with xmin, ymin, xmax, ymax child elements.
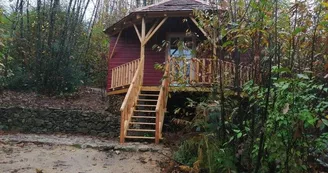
<box><xmin>132</xmin><ymin>116</ymin><xmax>156</xmax><ymax>119</ymax></box>
<box><xmin>136</xmin><ymin>104</ymin><xmax>156</xmax><ymax>107</ymax></box>
<box><xmin>138</xmin><ymin>99</ymin><xmax>158</xmax><ymax>102</ymax></box>
<box><xmin>125</xmin><ymin>136</ymin><xmax>155</xmax><ymax>139</ymax></box>
<box><xmin>129</xmin><ymin>122</ymin><xmax>156</xmax><ymax>125</ymax></box>
<box><xmin>141</xmin><ymin>86</ymin><xmax>160</xmax><ymax>91</ymax></box>
<box><xmin>127</xmin><ymin>129</ymin><xmax>155</xmax><ymax>132</ymax></box>
<box><xmin>139</xmin><ymin>94</ymin><xmax>159</xmax><ymax>97</ymax></box>
<box><xmin>134</xmin><ymin>110</ymin><xmax>156</xmax><ymax>113</ymax></box>
<box><xmin>107</xmin><ymin>88</ymin><xmax>129</xmax><ymax>95</ymax></box>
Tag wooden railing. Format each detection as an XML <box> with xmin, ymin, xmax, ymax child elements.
<box><xmin>111</xmin><ymin>59</ymin><xmax>141</xmax><ymax>89</ymax></box>
<box><xmin>169</xmin><ymin>58</ymin><xmax>254</xmax><ymax>87</ymax></box>
<box><xmin>155</xmin><ymin>60</ymin><xmax>170</xmax><ymax>144</ymax></box>
<box><xmin>119</xmin><ymin>58</ymin><xmax>144</xmax><ymax>143</ymax></box>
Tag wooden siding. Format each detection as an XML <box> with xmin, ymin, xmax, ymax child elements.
<box><xmin>107</xmin><ymin>27</ymin><xmax>165</xmax><ymax>91</ymax></box>
<box><xmin>107</xmin><ymin>37</ymin><xmax>141</xmax><ymax>90</ymax></box>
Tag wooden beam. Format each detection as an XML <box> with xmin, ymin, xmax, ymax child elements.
<box><xmin>140</xmin><ymin>18</ymin><xmax>146</xmax><ymax>81</ymax></box>
<box><xmin>134</xmin><ymin>24</ymin><xmax>142</xmax><ymax>42</ymax></box>
<box><xmin>145</xmin><ymin>19</ymin><xmax>160</xmax><ymax>39</ymax></box>
<box><xmin>107</xmin><ymin>88</ymin><xmax>129</xmax><ymax>95</ymax></box>
<box><xmin>144</xmin><ymin>17</ymin><xmax>168</xmax><ymax>44</ymax></box>
<box><xmin>141</xmin><ymin>17</ymin><xmax>146</xmax><ymax>42</ymax></box>
<box><xmin>141</xmin><ymin>86</ymin><xmax>160</xmax><ymax>91</ymax></box>
<box><xmin>190</xmin><ymin>17</ymin><xmax>211</xmax><ymax>40</ymax></box>
<box><xmin>108</xmin><ymin>30</ymin><xmax>122</xmax><ymax>60</ymax></box>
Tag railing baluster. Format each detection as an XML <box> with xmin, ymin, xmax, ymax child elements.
<box><xmin>190</xmin><ymin>59</ymin><xmax>194</xmax><ymax>82</ymax></box>
<box><xmin>110</xmin><ymin>59</ymin><xmax>141</xmax><ymax>90</ymax></box>
<box><xmin>183</xmin><ymin>59</ymin><xmax>187</xmax><ymax>81</ymax></box>
<box><xmin>202</xmin><ymin>59</ymin><xmax>206</xmax><ymax>83</ymax></box>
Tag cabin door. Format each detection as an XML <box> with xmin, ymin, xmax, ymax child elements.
<box><xmin>168</xmin><ymin>34</ymin><xmax>196</xmax><ymax>85</ymax></box>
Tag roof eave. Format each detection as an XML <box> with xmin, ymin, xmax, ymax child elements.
<box><xmin>104</xmin><ymin>10</ymin><xmax>212</xmax><ymax>36</ymax></box>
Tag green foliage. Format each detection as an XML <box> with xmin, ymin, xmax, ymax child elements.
<box><xmin>243</xmin><ymin>70</ymin><xmax>328</xmax><ymax>172</ymax></box>
<box><xmin>175</xmin><ymin>0</ymin><xmax>328</xmax><ymax>171</ymax></box>
<box><xmin>0</xmin><ymin>1</ymin><xmax>109</xmax><ymax>95</ymax></box>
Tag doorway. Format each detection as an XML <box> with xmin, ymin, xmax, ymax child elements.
<box><xmin>167</xmin><ymin>34</ymin><xmax>196</xmax><ymax>85</ymax></box>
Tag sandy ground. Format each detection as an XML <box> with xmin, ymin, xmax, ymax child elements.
<box><xmin>0</xmin><ymin>142</ymin><xmax>167</xmax><ymax>173</ymax></box>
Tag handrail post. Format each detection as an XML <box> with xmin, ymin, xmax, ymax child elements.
<box><xmin>119</xmin><ymin>58</ymin><xmax>143</xmax><ymax>144</ymax></box>
<box><xmin>155</xmin><ymin>60</ymin><xmax>170</xmax><ymax>144</ymax></box>
<box><xmin>155</xmin><ymin>110</ymin><xmax>160</xmax><ymax>144</ymax></box>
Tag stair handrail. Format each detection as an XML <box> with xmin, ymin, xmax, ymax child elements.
<box><xmin>111</xmin><ymin>58</ymin><xmax>141</xmax><ymax>89</ymax></box>
<box><xmin>119</xmin><ymin>58</ymin><xmax>144</xmax><ymax>143</ymax></box>
<box><xmin>155</xmin><ymin>58</ymin><xmax>170</xmax><ymax>144</ymax></box>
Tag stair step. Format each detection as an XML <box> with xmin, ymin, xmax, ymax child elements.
<box><xmin>132</xmin><ymin>116</ymin><xmax>156</xmax><ymax>119</ymax></box>
<box><xmin>139</xmin><ymin>94</ymin><xmax>159</xmax><ymax>97</ymax></box>
<box><xmin>138</xmin><ymin>99</ymin><xmax>157</xmax><ymax>102</ymax></box>
<box><xmin>141</xmin><ymin>87</ymin><xmax>160</xmax><ymax>92</ymax></box>
<box><xmin>129</xmin><ymin>122</ymin><xmax>156</xmax><ymax>125</ymax></box>
<box><xmin>134</xmin><ymin>110</ymin><xmax>156</xmax><ymax>113</ymax></box>
<box><xmin>136</xmin><ymin>104</ymin><xmax>156</xmax><ymax>107</ymax></box>
<box><xmin>127</xmin><ymin>129</ymin><xmax>155</xmax><ymax>132</ymax></box>
<box><xmin>125</xmin><ymin>136</ymin><xmax>155</xmax><ymax>139</ymax></box>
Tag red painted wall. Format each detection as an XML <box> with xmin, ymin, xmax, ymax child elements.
<box><xmin>107</xmin><ymin>27</ymin><xmax>165</xmax><ymax>91</ymax></box>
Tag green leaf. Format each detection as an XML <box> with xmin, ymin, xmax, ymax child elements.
<box><xmin>293</xmin><ymin>27</ymin><xmax>304</xmax><ymax>35</ymax></box>
<box><xmin>222</xmin><ymin>41</ymin><xmax>233</xmax><ymax>48</ymax></box>
<box><xmin>237</xmin><ymin>132</ymin><xmax>242</xmax><ymax>138</ymax></box>
<box><xmin>297</xmin><ymin>74</ymin><xmax>309</xmax><ymax>80</ymax></box>
<box><xmin>322</xmin><ymin>119</ymin><xmax>328</xmax><ymax>127</ymax></box>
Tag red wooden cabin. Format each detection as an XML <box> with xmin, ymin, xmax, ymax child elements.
<box><xmin>104</xmin><ymin>0</ymin><xmax>254</xmax><ymax>143</ymax></box>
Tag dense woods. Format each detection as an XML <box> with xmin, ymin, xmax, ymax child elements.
<box><xmin>1</xmin><ymin>0</ymin><xmax>328</xmax><ymax>172</ymax></box>
<box><xmin>0</xmin><ymin>0</ymin><xmax>146</xmax><ymax>94</ymax></box>
<box><xmin>171</xmin><ymin>1</ymin><xmax>328</xmax><ymax>172</ymax></box>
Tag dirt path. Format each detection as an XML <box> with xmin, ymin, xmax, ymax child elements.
<box><xmin>0</xmin><ymin>134</ymin><xmax>171</xmax><ymax>173</ymax></box>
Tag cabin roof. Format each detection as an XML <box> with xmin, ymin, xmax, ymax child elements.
<box><xmin>134</xmin><ymin>0</ymin><xmax>211</xmax><ymax>12</ymax></box>
<box><xmin>104</xmin><ymin>0</ymin><xmax>216</xmax><ymax>36</ymax></box>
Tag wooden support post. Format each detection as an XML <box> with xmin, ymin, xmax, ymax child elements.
<box><xmin>109</xmin><ymin>30</ymin><xmax>122</xmax><ymax>60</ymax></box>
<box><xmin>190</xmin><ymin>17</ymin><xmax>211</xmax><ymax>40</ymax></box>
<box><xmin>144</xmin><ymin>17</ymin><xmax>168</xmax><ymax>44</ymax></box>
<box><xmin>134</xmin><ymin>24</ymin><xmax>142</xmax><ymax>42</ymax></box>
<box><xmin>145</xmin><ymin>19</ymin><xmax>160</xmax><ymax>39</ymax></box>
<box><xmin>202</xmin><ymin>59</ymin><xmax>206</xmax><ymax>83</ymax></box>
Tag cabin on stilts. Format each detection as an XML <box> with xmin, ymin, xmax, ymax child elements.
<box><xmin>104</xmin><ymin>0</ymin><xmax>255</xmax><ymax>144</ymax></box>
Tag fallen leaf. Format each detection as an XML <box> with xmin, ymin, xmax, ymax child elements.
<box><xmin>179</xmin><ymin>165</ymin><xmax>193</xmax><ymax>172</ymax></box>
<box><xmin>36</xmin><ymin>168</ymin><xmax>43</xmax><ymax>173</ymax></box>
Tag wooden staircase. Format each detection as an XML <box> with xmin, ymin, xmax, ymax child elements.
<box><xmin>119</xmin><ymin>57</ymin><xmax>170</xmax><ymax>144</ymax></box>
<box><xmin>125</xmin><ymin>89</ymin><xmax>160</xmax><ymax>140</ymax></box>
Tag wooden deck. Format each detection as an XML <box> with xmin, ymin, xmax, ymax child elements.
<box><xmin>108</xmin><ymin>57</ymin><xmax>255</xmax><ymax>144</ymax></box>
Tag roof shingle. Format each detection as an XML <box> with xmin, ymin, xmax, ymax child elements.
<box><xmin>135</xmin><ymin>0</ymin><xmax>212</xmax><ymax>12</ymax></box>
